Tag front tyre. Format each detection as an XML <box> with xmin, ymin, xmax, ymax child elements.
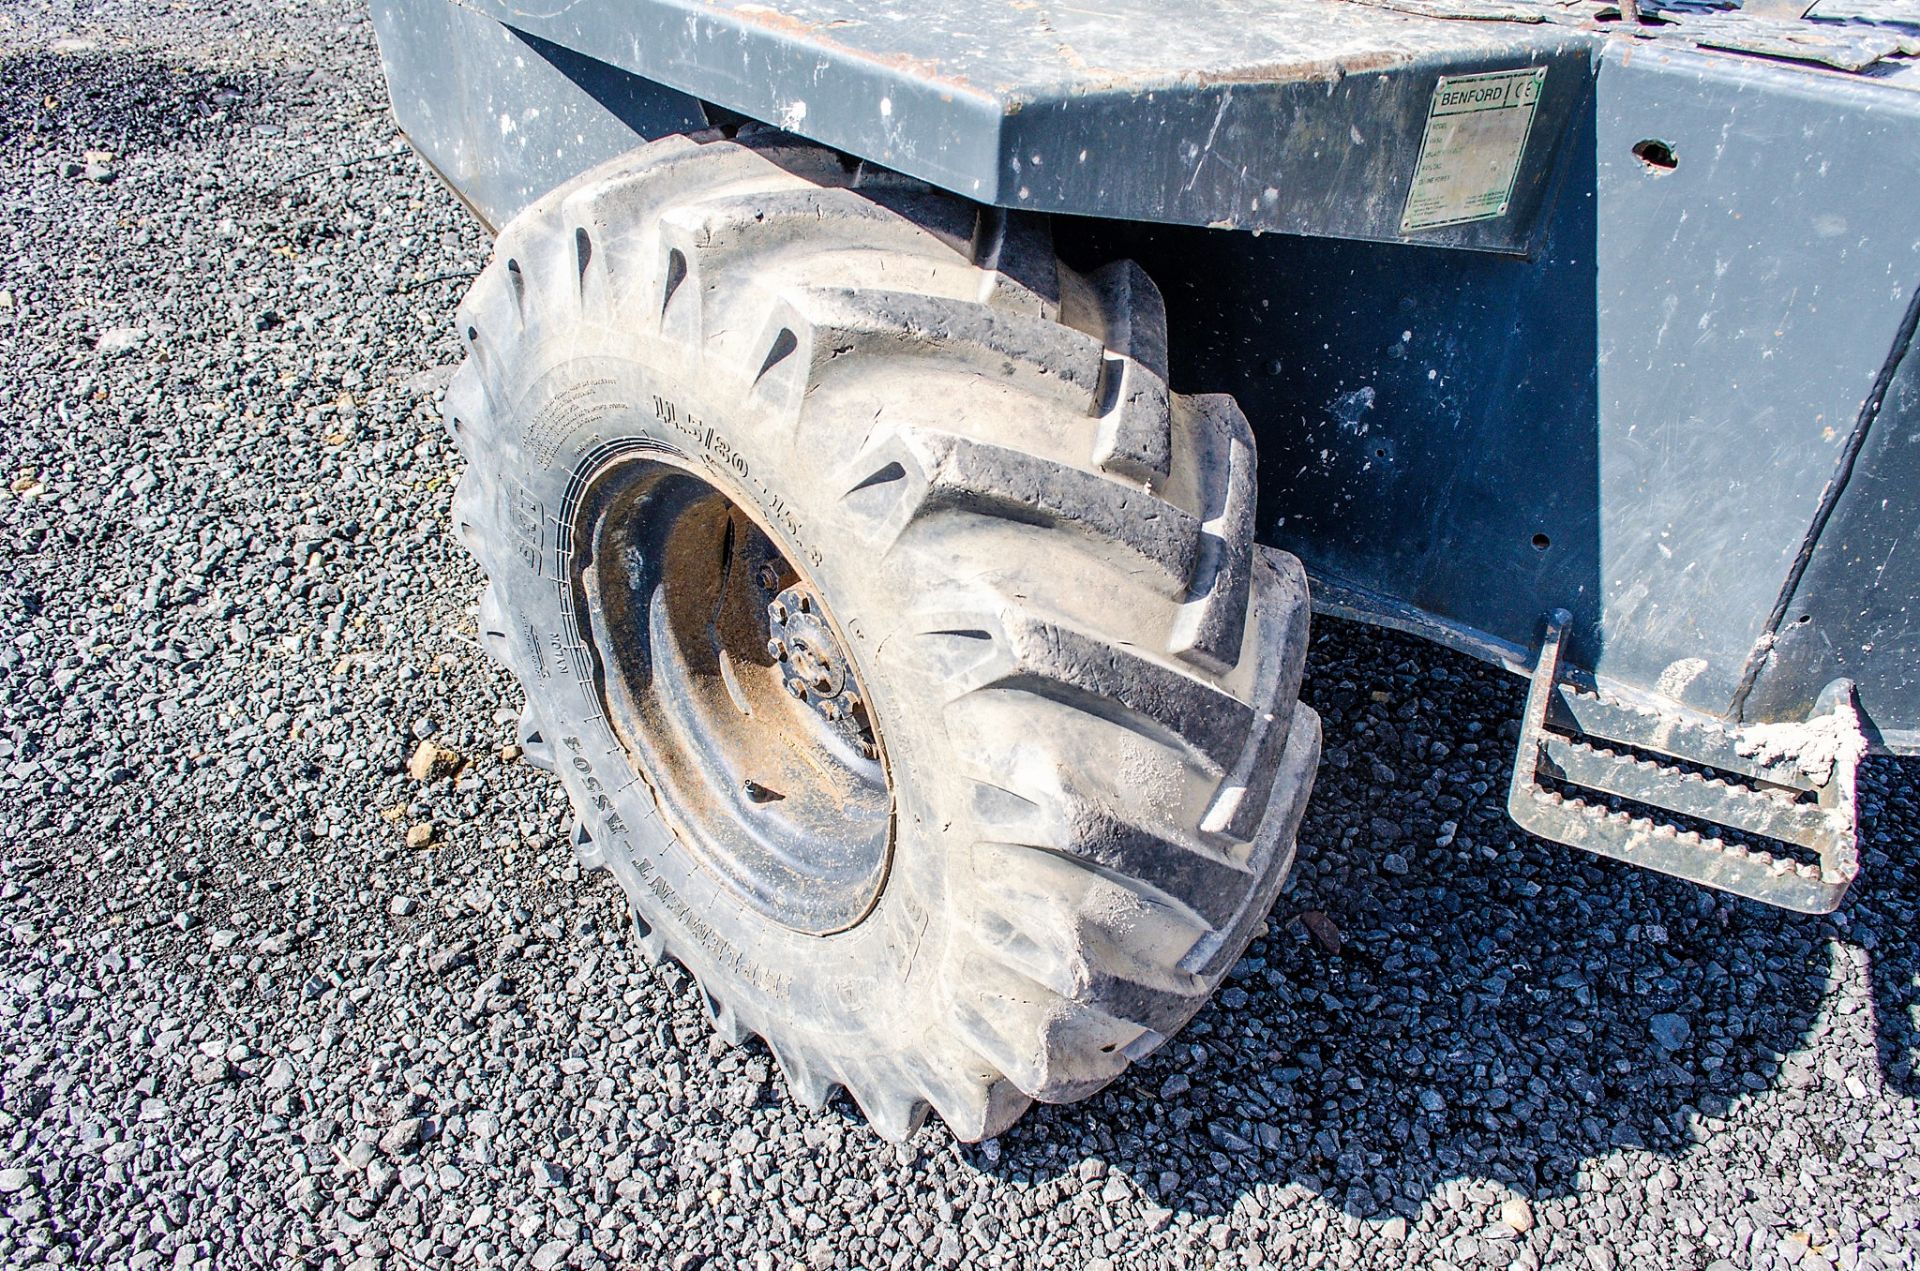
<box><xmin>445</xmin><ymin>131</ymin><xmax>1320</xmax><ymax>1141</ymax></box>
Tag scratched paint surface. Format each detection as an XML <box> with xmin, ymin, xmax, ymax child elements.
<box><xmin>432</xmin><ymin>0</ymin><xmax>1598</xmax><ymax>246</ymax></box>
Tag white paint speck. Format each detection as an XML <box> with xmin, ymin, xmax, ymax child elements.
<box><xmin>1330</xmin><ymin>386</ymin><xmax>1376</xmax><ymax>434</ymax></box>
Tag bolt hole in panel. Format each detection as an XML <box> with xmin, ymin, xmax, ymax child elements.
<box><xmin>1631</xmin><ymin>137</ymin><xmax>1677</xmax><ymax>171</ymax></box>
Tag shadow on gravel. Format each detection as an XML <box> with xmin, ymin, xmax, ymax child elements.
<box><xmin>975</xmin><ymin>617</ymin><xmax>1920</xmax><ymax>1221</ymax></box>
<box><xmin>1861</xmin><ymin>766</ymin><xmax>1920</xmax><ymax>1101</ymax></box>
<box><xmin>0</xmin><ymin>49</ymin><xmax>255</xmax><ymax>153</ymax></box>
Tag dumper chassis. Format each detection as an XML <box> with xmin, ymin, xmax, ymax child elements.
<box><xmin>371</xmin><ymin>0</ymin><xmax>1920</xmax><ymax>1138</ymax></box>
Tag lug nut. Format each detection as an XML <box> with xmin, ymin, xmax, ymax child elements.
<box><xmin>820</xmin><ymin>700</ymin><xmax>842</xmax><ymax>720</ymax></box>
<box><xmin>767</xmin><ymin>638</ymin><xmax>786</xmax><ymax>661</ymax></box>
<box><xmin>768</xmin><ymin>600</ymin><xmax>788</xmax><ymax>624</ymax></box>
<box><xmin>757</xmin><ymin>562</ymin><xmax>782</xmax><ymax>590</ymax></box>
<box><xmin>786</xmin><ymin>678</ymin><xmax>808</xmax><ymax>700</ymax></box>
<box><xmin>860</xmin><ymin>741</ymin><xmax>879</xmax><ymax>760</ymax></box>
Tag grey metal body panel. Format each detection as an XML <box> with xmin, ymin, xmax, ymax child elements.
<box><xmin>1592</xmin><ymin>45</ymin><xmax>1920</xmax><ymax>723</ymax></box>
<box><xmin>371</xmin><ymin>0</ymin><xmax>707</xmax><ymax>230</ymax></box>
<box><xmin>431</xmin><ymin>0</ymin><xmax>1601</xmax><ymax>251</ymax></box>
<box><xmin>1746</xmin><ymin>283</ymin><xmax>1920</xmax><ymax>749</ymax></box>
<box><xmin>369</xmin><ymin>0</ymin><xmax>1920</xmax><ymax>755</ymax></box>
<box><xmin>1062</xmin><ymin>39</ymin><xmax>1920</xmax><ymax>742</ymax></box>
<box><xmin>1059</xmin><ymin>149</ymin><xmax>1606</xmax><ymax>681</ymax></box>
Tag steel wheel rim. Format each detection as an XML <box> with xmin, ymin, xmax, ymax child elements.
<box><xmin>572</xmin><ymin>452</ymin><xmax>893</xmax><ymax>935</ymax></box>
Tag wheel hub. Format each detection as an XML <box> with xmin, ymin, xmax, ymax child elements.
<box><xmin>768</xmin><ymin>584</ymin><xmax>879</xmax><ymax>759</ymax></box>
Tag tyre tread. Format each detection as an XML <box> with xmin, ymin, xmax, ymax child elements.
<box><xmin>446</xmin><ymin>131</ymin><xmax>1319</xmax><ymax>1139</ymax></box>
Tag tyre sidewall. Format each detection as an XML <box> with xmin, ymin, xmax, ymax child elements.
<box><xmin>465</xmin><ymin>331</ymin><xmax>959</xmax><ymax>1056</ymax></box>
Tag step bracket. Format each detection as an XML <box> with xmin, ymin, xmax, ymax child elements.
<box><xmin>1508</xmin><ymin>610</ymin><xmax>1863</xmax><ymax>914</ymax></box>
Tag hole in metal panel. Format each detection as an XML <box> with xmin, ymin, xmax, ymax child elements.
<box><xmin>1633</xmin><ymin>139</ymin><xmax>1678</xmax><ymax>172</ymax></box>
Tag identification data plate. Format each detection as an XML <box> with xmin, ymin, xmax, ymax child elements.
<box><xmin>1400</xmin><ymin>67</ymin><xmax>1546</xmax><ymax>233</ymax></box>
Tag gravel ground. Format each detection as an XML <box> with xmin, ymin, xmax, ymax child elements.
<box><xmin>2</xmin><ymin>2</ymin><xmax>1918</xmax><ymax>1269</ymax></box>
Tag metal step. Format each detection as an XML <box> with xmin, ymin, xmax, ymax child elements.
<box><xmin>1507</xmin><ymin>611</ymin><xmax>1863</xmax><ymax>914</ymax></box>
